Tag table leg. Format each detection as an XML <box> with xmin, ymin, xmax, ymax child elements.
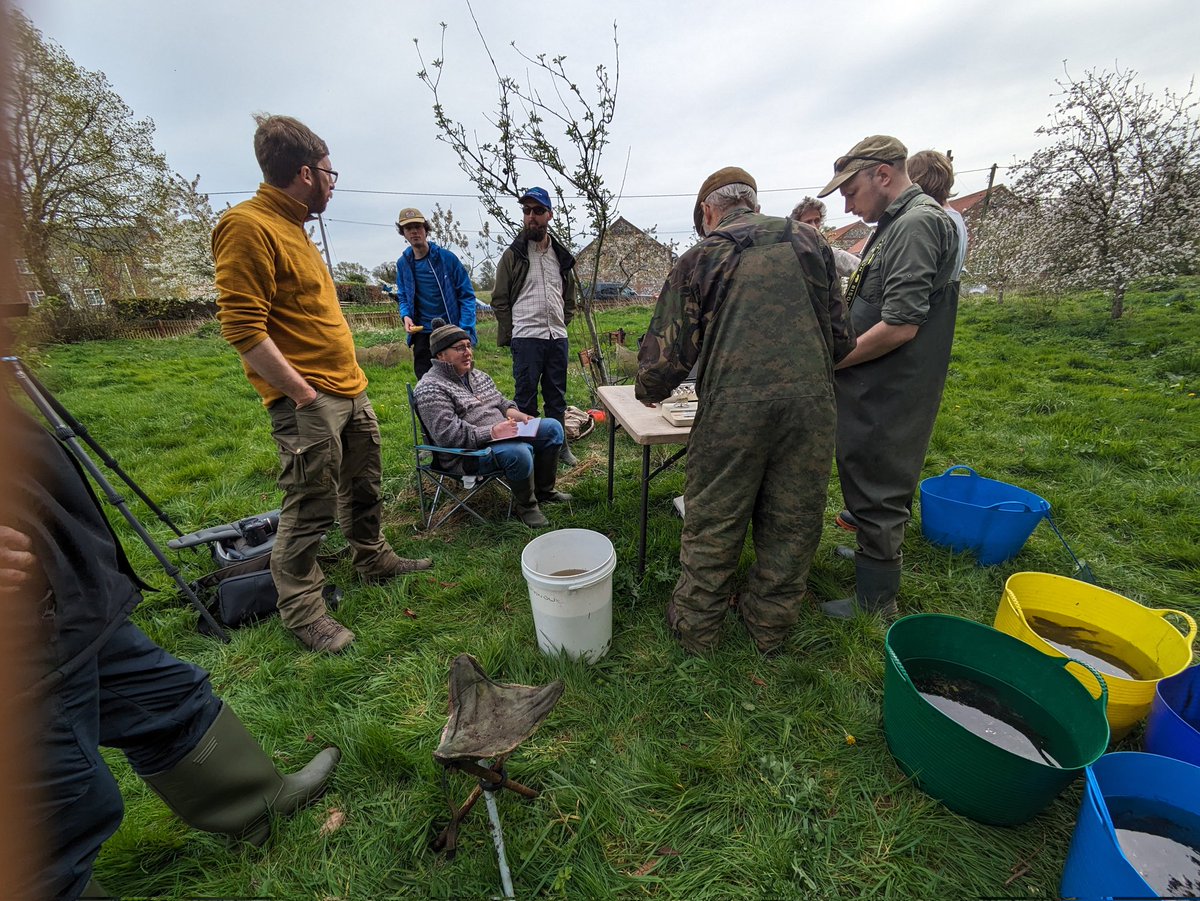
<box><xmin>607</xmin><ymin>412</ymin><xmax>616</xmax><ymax>504</ymax></box>
<box><xmin>639</xmin><ymin>444</ymin><xmax>650</xmax><ymax>576</ymax></box>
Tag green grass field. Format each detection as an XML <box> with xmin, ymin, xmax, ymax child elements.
<box><xmin>21</xmin><ymin>282</ymin><xmax>1200</xmax><ymax>898</ymax></box>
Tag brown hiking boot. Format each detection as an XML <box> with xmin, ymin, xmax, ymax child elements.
<box><xmin>291</xmin><ymin>614</ymin><xmax>355</xmax><ymax>653</ymax></box>
<box><xmin>361</xmin><ymin>553</ymin><xmax>433</xmax><ymax>584</ymax></box>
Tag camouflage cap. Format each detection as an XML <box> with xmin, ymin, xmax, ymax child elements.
<box><xmin>693</xmin><ymin>166</ymin><xmax>757</xmax><ymax>235</ymax></box>
<box><xmin>817</xmin><ymin>136</ymin><xmax>908</xmax><ymax>198</ymax></box>
<box><xmin>396</xmin><ymin>207</ymin><xmax>427</xmax><ymax>228</ymax></box>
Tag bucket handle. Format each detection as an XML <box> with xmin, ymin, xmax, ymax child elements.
<box><xmin>564</xmin><ymin>564</ymin><xmax>613</xmax><ymax>592</ymax></box>
<box><xmin>1083</xmin><ymin>767</ymin><xmax>1117</xmax><ymax>835</ymax></box>
<box><xmin>1154</xmin><ymin>608</ymin><xmax>1198</xmax><ymax>644</ymax></box>
<box><xmin>986</xmin><ymin>500</ymin><xmax>1037</xmax><ymax>513</ymax></box>
<box><xmin>1061</xmin><ymin>656</ymin><xmax>1109</xmax><ymax>710</ymax></box>
<box><xmin>940</xmin><ymin>465</ymin><xmax>979</xmax><ymax>478</ymax></box>
<box><xmin>1003</xmin><ymin>587</ymin><xmax>1029</xmax><ymax>626</ymax></box>
<box><xmin>885</xmin><ymin>645</ymin><xmax>910</xmax><ymax>685</ymax></box>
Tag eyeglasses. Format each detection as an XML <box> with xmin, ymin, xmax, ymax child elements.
<box><xmin>312</xmin><ymin>165</ymin><xmax>339</xmax><ymax>184</ymax></box>
<box><xmin>447</xmin><ymin>341</ymin><xmax>473</xmax><ymax>354</ymax></box>
<box><xmin>521</xmin><ymin>205</ymin><xmax>548</xmax><ymax>217</ymax></box>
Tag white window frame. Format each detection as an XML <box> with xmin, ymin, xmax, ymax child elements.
<box><xmin>83</xmin><ymin>287</ymin><xmax>104</xmax><ymax>306</ymax></box>
<box><xmin>25</xmin><ymin>290</ymin><xmax>45</xmax><ymax>306</ymax></box>
<box><xmin>74</xmin><ymin>256</ymin><xmax>89</xmax><ymax>273</ymax></box>
<box><xmin>16</xmin><ymin>259</ymin><xmax>31</xmax><ymax>275</ymax></box>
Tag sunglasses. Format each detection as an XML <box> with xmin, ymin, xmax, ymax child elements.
<box><xmin>521</xmin><ymin>205</ymin><xmax>549</xmax><ymax>217</ymax></box>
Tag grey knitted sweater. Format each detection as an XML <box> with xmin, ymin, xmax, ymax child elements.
<box><xmin>413</xmin><ymin>359</ymin><xmax>517</xmax><ymax>449</ymax></box>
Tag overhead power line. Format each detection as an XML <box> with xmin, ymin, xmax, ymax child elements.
<box><xmin>207</xmin><ymin>164</ymin><xmax>1012</xmax><ymax>201</ymax></box>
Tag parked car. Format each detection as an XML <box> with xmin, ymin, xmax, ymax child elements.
<box><xmin>590</xmin><ymin>282</ymin><xmax>638</xmax><ymax>300</ymax></box>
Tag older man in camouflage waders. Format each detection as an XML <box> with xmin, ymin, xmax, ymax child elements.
<box><xmin>817</xmin><ymin>136</ymin><xmax>960</xmax><ymax>620</ymax></box>
<box><xmin>636</xmin><ymin>167</ymin><xmax>855</xmax><ymax>654</ymax></box>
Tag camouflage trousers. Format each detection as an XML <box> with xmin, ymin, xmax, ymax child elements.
<box><xmin>671</xmin><ymin>393</ymin><xmax>835</xmax><ymax>654</ymax></box>
<box><xmin>267</xmin><ymin>391</ymin><xmax>392</xmax><ymax>629</ymax></box>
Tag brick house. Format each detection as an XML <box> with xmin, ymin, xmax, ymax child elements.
<box><xmin>15</xmin><ymin>228</ymin><xmax>156</xmax><ymax>308</ymax></box>
<box><xmin>827</xmin><ymin>220</ymin><xmax>873</xmax><ymax>255</ymax></box>
<box><xmin>574</xmin><ymin>217</ymin><xmax>676</xmax><ymax>297</ymax></box>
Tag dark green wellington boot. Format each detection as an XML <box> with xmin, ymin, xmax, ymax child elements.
<box><xmin>820</xmin><ymin>556</ymin><xmax>902</xmax><ymax>621</ymax></box>
<box><xmin>144</xmin><ymin>703</ymin><xmax>340</xmax><ymax>847</ymax></box>
<box><xmin>81</xmin><ymin>877</ymin><xmax>112</xmax><ymax>898</ymax></box>
<box><xmin>512</xmin><ymin>475</ymin><xmax>549</xmax><ymax>527</ymax></box>
<box><xmin>534</xmin><ymin>448</ymin><xmax>572</xmax><ymax>504</ymax></box>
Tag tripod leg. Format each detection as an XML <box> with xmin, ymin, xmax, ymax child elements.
<box><xmin>2</xmin><ymin>356</ymin><xmax>229</xmax><ymax>641</ymax></box>
<box><xmin>6</xmin><ymin>357</ymin><xmax>185</xmax><ymax>537</ymax></box>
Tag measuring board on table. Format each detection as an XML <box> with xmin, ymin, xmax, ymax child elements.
<box><xmin>659</xmin><ymin>381</ymin><xmax>698</xmax><ymax>427</ymax></box>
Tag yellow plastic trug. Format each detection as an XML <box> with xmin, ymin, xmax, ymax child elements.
<box><xmin>994</xmin><ymin>572</ymin><xmax>1197</xmax><ymax>741</ymax></box>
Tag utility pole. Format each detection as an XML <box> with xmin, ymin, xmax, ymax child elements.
<box><xmin>980</xmin><ymin>164</ymin><xmax>998</xmax><ymax>218</ymax></box>
<box><xmin>316</xmin><ymin>215</ymin><xmax>335</xmax><ymax>280</ymax></box>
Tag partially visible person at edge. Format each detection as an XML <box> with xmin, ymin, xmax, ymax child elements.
<box><xmin>636</xmin><ymin>167</ymin><xmax>855</xmax><ymax>655</ymax></box>
<box><xmin>0</xmin><ymin>341</ymin><xmax>338</xmax><ymax>900</ymax></box>
<box><xmin>213</xmin><ymin>113</ymin><xmax>432</xmax><ymax>655</ymax></box>
<box><xmin>790</xmin><ymin>196</ymin><xmax>862</xmax><ymax>279</ymax></box>
<box><xmin>414</xmin><ymin>320</ymin><xmax>571</xmax><ymax>528</ymax></box>
<box><xmin>490</xmin><ymin>187</ymin><xmax>581</xmax><ymax>467</ymax></box>
<box><xmin>907</xmin><ymin>150</ymin><xmax>969</xmax><ymax>283</ymax></box>
<box><xmin>394</xmin><ymin>207</ymin><xmax>478</xmax><ymax>380</ymax></box>
<box><xmin>817</xmin><ymin>135</ymin><xmax>960</xmax><ymax>621</ymax></box>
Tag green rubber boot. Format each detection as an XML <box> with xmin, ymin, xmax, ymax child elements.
<box><xmin>512</xmin><ymin>475</ymin><xmax>549</xmax><ymax>528</ymax></box>
<box><xmin>820</xmin><ymin>556</ymin><xmax>901</xmax><ymax>621</ymax></box>
<box><xmin>144</xmin><ymin>703</ymin><xmax>340</xmax><ymax>847</ymax></box>
<box><xmin>534</xmin><ymin>448</ymin><xmax>572</xmax><ymax>504</ymax></box>
<box><xmin>81</xmin><ymin>876</ymin><xmax>111</xmax><ymax>898</ymax></box>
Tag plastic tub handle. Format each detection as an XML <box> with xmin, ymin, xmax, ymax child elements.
<box><xmin>566</xmin><ymin>556</ymin><xmax>615</xmax><ymax>592</ymax></box>
<box><xmin>941</xmin><ymin>465</ymin><xmax>979</xmax><ymax>478</ymax></box>
<box><xmin>987</xmin><ymin>500</ymin><xmax>1035</xmax><ymax>513</ymax></box>
<box><xmin>1062</xmin><ymin>657</ymin><xmax>1109</xmax><ymax>710</ymax></box>
<box><xmin>1004</xmin><ymin>587</ymin><xmax>1029</xmax><ymax>627</ymax></box>
<box><xmin>1154</xmin><ymin>608</ymin><xmax>1198</xmax><ymax>644</ymax></box>
<box><xmin>1083</xmin><ymin>767</ymin><xmax>1117</xmax><ymax>835</ymax></box>
<box><xmin>885</xmin><ymin>645</ymin><xmax>910</xmax><ymax>685</ymax></box>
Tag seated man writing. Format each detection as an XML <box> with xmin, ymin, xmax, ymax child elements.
<box><xmin>414</xmin><ymin>320</ymin><xmax>570</xmax><ymax>528</ymax></box>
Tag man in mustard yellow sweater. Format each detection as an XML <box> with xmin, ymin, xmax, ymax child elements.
<box><xmin>213</xmin><ymin>114</ymin><xmax>431</xmax><ymax>654</ymax></box>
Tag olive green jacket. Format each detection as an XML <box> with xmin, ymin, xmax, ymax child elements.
<box><xmin>490</xmin><ymin>232</ymin><xmax>577</xmax><ymax>347</ymax></box>
<box><xmin>635</xmin><ymin>209</ymin><xmax>854</xmax><ymax>402</ymax></box>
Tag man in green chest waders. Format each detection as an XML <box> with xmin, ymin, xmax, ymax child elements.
<box><xmin>636</xmin><ymin>168</ymin><xmax>855</xmax><ymax>654</ymax></box>
<box><xmin>817</xmin><ymin>136</ymin><xmax>961</xmax><ymax>620</ymax></box>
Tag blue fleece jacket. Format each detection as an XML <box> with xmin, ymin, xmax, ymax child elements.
<box><xmin>396</xmin><ymin>242</ymin><xmax>478</xmax><ymax>346</ymax></box>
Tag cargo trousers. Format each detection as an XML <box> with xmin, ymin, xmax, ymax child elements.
<box><xmin>267</xmin><ymin>391</ymin><xmax>392</xmax><ymax>629</ymax></box>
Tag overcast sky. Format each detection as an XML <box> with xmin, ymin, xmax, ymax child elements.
<box><xmin>18</xmin><ymin>0</ymin><xmax>1200</xmax><ymax>275</ymax></box>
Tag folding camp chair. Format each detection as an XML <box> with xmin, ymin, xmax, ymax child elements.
<box><xmin>431</xmin><ymin>654</ymin><xmax>564</xmax><ymax>898</ymax></box>
<box><xmin>407</xmin><ymin>384</ymin><xmax>513</xmax><ymax>530</ymax></box>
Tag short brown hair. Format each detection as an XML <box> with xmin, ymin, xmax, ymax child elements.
<box><xmin>790</xmin><ymin>196</ymin><xmax>826</xmax><ymax>225</ymax></box>
<box><xmin>252</xmin><ymin>114</ymin><xmax>329</xmax><ymax>188</ymax></box>
<box><xmin>907</xmin><ymin>150</ymin><xmax>955</xmax><ymax>206</ymax></box>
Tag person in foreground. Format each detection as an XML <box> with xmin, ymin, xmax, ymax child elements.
<box><xmin>414</xmin><ymin>320</ymin><xmax>571</xmax><ymax>528</ymax></box>
<box><xmin>2</xmin><ymin>394</ymin><xmax>338</xmax><ymax>901</ymax></box>
<box><xmin>394</xmin><ymin>206</ymin><xmax>478</xmax><ymax>379</ymax></box>
<box><xmin>213</xmin><ymin>113</ymin><xmax>431</xmax><ymax>655</ymax></box>
<box><xmin>490</xmin><ymin>187</ymin><xmax>581</xmax><ymax>467</ymax></box>
<box><xmin>817</xmin><ymin>135</ymin><xmax>960</xmax><ymax>620</ymax></box>
<box><xmin>636</xmin><ymin>167</ymin><xmax>855</xmax><ymax>655</ymax></box>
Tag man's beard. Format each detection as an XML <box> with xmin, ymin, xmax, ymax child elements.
<box><xmin>522</xmin><ymin>224</ymin><xmax>547</xmax><ymax>243</ymax></box>
<box><xmin>308</xmin><ymin>182</ymin><xmax>329</xmax><ymax>216</ymax></box>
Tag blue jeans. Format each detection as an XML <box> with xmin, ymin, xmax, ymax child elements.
<box><xmin>476</xmin><ymin>418</ymin><xmax>564</xmax><ymax>482</ymax></box>
<box><xmin>31</xmin><ymin>618</ymin><xmax>220</xmax><ymax>900</ymax></box>
<box><xmin>511</xmin><ymin>337</ymin><xmax>569</xmax><ymax>423</ymax></box>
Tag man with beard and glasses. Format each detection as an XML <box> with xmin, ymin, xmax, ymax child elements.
<box><xmin>490</xmin><ymin>187</ymin><xmax>581</xmax><ymax>467</ymax></box>
<box><xmin>213</xmin><ymin>114</ymin><xmax>431</xmax><ymax>655</ymax></box>
<box><xmin>816</xmin><ymin>135</ymin><xmax>960</xmax><ymax>621</ymax></box>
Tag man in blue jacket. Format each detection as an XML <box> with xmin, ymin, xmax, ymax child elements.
<box><xmin>395</xmin><ymin>207</ymin><xmax>478</xmax><ymax>379</ymax></box>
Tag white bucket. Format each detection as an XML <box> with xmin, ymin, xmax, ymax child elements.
<box><xmin>520</xmin><ymin>529</ymin><xmax>616</xmax><ymax>663</ymax></box>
